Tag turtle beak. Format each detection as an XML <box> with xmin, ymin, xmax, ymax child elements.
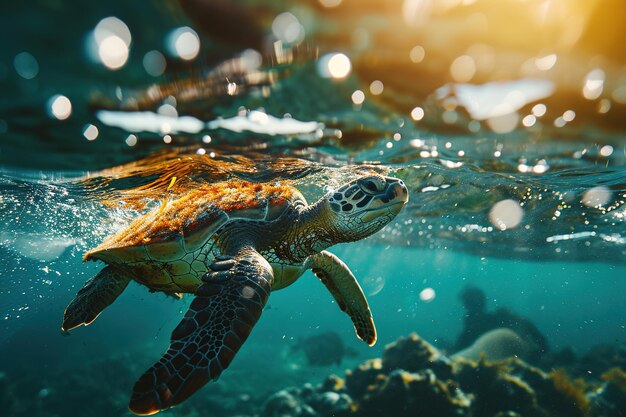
<box><xmin>359</xmin><ymin>178</ymin><xmax>408</xmax><ymax>222</ymax></box>
<box><xmin>385</xmin><ymin>179</ymin><xmax>409</xmax><ymax>206</ymax></box>
<box><xmin>379</xmin><ymin>178</ymin><xmax>408</xmax><ymax>217</ymax></box>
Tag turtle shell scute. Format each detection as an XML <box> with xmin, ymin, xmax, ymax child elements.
<box><xmin>84</xmin><ymin>180</ymin><xmax>303</xmax><ymax>264</ymax></box>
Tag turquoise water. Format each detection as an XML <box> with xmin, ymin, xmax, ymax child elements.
<box><xmin>1</xmin><ymin>1</ymin><xmax>626</xmax><ymax>416</ymax></box>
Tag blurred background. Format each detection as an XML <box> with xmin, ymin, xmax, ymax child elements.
<box><xmin>2</xmin><ymin>0</ymin><xmax>626</xmax><ymax>169</ymax></box>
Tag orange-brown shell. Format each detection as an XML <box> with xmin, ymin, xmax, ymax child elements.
<box><xmin>85</xmin><ymin>180</ymin><xmax>303</xmax><ymax>263</ymax></box>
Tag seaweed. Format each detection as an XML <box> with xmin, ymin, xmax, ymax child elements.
<box><xmin>549</xmin><ymin>368</ymin><xmax>591</xmax><ymax>417</ymax></box>
<box><xmin>601</xmin><ymin>367</ymin><xmax>626</xmax><ymax>393</ymax></box>
<box><xmin>456</xmin><ymin>358</ymin><xmax>539</xmax><ymax>417</ymax></box>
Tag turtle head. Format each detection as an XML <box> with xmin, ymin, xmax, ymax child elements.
<box><xmin>325</xmin><ymin>174</ymin><xmax>408</xmax><ymax>242</ymax></box>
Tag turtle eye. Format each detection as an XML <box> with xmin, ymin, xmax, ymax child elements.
<box><xmin>362</xmin><ymin>180</ymin><xmax>377</xmax><ymax>192</ymax></box>
<box><xmin>360</xmin><ymin>177</ymin><xmax>385</xmax><ymax>194</ymax></box>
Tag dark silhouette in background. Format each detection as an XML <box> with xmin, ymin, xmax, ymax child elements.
<box><xmin>454</xmin><ymin>285</ymin><xmax>549</xmax><ymax>360</ymax></box>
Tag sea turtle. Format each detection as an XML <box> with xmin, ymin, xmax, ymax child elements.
<box><xmin>62</xmin><ymin>174</ymin><xmax>408</xmax><ymax>415</ymax></box>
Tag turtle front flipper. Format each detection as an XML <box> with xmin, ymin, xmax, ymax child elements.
<box><xmin>128</xmin><ymin>248</ymin><xmax>272</xmax><ymax>416</ymax></box>
<box><xmin>62</xmin><ymin>266</ymin><xmax>131</xmax><ymax>332</ymax></box>
<box><xmin>306</xmin><ymin>251</ymin><xmax>376</xmax><ymax>346</ymax></box>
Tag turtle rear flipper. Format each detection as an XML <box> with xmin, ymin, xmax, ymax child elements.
<box><xmin>128</xmin><ymin>248</ymin><xmax>272</xmax><ymax>416</ymax></box>
<box><xmin>62</xmin><ymin>266</ymin><xmax>130</xmax><ymax>332</ymax></box>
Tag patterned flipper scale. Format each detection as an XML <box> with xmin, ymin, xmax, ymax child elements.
<box><xmin>128</xmin><ymin>248</ymin><xmax>272</xmax><ymax>415</ymax></box>
<box><xmin>62</xmin><ymin>266</ymin><xmax>130</xmax><ymax>332</ymax></box>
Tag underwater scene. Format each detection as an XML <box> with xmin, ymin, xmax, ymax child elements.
<box><xmin>1</xmin><ymin>0</ymin><xmax>626</xmax><ymax>416</ymax></box>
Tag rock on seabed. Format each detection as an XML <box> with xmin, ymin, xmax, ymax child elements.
<box><xmin>259</xmin><ymin>333</ymin><xmax>626</xmax><ymax>417</ymax></box>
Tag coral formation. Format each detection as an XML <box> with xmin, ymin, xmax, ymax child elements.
<box><xmin>357</xmin><ymin>368</ymin><xmax>470</xmax><ymax>417</ymax></box>
<box><xmin>382</xmin><ymin>333</ymin><xmax>453</xmax><ymax>379</ymax></box>
<box><xmin>257</xmin><ymin>334</ymin><xmax>626</xmax><ymax>417</ymax></box>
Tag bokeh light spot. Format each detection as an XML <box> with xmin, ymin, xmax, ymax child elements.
<box><xmin>125</xmin><ymin>134</ymin><xmax>137</xmax><ymax>147</ymax></box>
<box><xmin>562</xmin><ymin>110</ymin><xmax>576</xmax><ymax>122</ymax></box>
<box><xmin>351</xmin><ymin>90</ymin><xmax>365</xmax><ymax>105</ymax></box>
<box><xmin>583</xmin><ymin>68</ymin><xmax>605</xmax><ymax>100</ymax></box>
<box><xmin>90</xmin><ymin>17</ymin><xmax>131</xmax><ymax>70</ymax></box>
<box><xmin>94</xmin><ymin>17</ymin><xmax>131</xmax><ymax>47</ymax></box>
<box><xmin>363</xmin><ymin>276</ymin><xmax>385</xmax><ymax>296</ymax></box>
<box><xmin>522</xmin><ymin>114</ymin><xmax>536</xmax><ymax>127</ymax></box>
<box><xmin>98</xmin><ymin>35</ymin><xmax>129</xmax><ymax>70</ymax></box>
<box><xmin>167</xmin><ymin>27</ymin><xmax>200</xmax><ymax>60</ymax></box>
<box><xmin>271</xmin><ymin>12</ymin><xmax>305</xmax><ymax>44</ymax></box>
<box><xmin>531</xmin><ymin>103</ymin><xmax>547</xmax><ymax>117</ymax></box>
<box><xmin>450</xmin><ymin>55</ymin><xmax>476</xmax><ymax>82</ymax></box>
<box><xmin>489</xmin><ymin>199</ymin><xmax>524</xmax><ymax>231</ymax></box>
<box><xmin>582</xmin><ymin>187</ymin><xmax>611</xmax><ymax>207</ymax></box>
<box><xmin>143</xmin><ymin>50</ymin><xmax>166</xmax><ymax>76</ymax></box>
<box><xmin>411</xmin><ymin>107</ymin><xmax>425</xmax><ymax>121</ymax></box>
<box><xmin>599</xmin><ymin>145</ymin><xmax>613</xmax><ymax>157</ymax></box>
<box><xmin>47</xmin><ymin>95</ymin><xmax>72</xmax><ymax>120</ymax></box>
<box><xmin>82</xmin><ymin>124</ymin><xmax>99</xmax><ymax>141</ymax></box>
<box><xmin>157</xmin><ymin>103</ymin><xmax>178</xmax><ymax>118</ymax></box>
<box><xmin>13</xmin><ymin>52</ymin><xmax>39</xmax><ymax>79</ymax></box>
<box><xmin>327</xmin><ymin>53</ymin><xmax>351</xmax><ymax>78</ymax></box>
<box><xmin>554</xmin><ymin>117</ymin><xmax>566</xmax><ymax>128</ymax></box>
<box><xmin>409</xmin><ymin>45</ymin><xmax>425</xmax><ymax>63</ymax></box>
<box><xmin>534</xmin><ymin>54</ymin><xmax>557</xmax><ymax>71</ymax></box>
<box><xmin>318</xmin><ymin>53</ymin><xmax>352</xmax><ymax>79</ymax></box>
<box><xmin>419</xmin><ymin>287</ymin><xmax>436</xmax><ymax>303</ymax></box>
<box><xmin>369</xmin><ymin>80</ymin><xmax>384</xmax><ymax>95</ymax></box>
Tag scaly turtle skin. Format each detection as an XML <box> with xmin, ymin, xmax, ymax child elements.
<box><xmin>62</xmin><ymin>174</ymin><xmax>408</xmax><ymax>415</ymax></box>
